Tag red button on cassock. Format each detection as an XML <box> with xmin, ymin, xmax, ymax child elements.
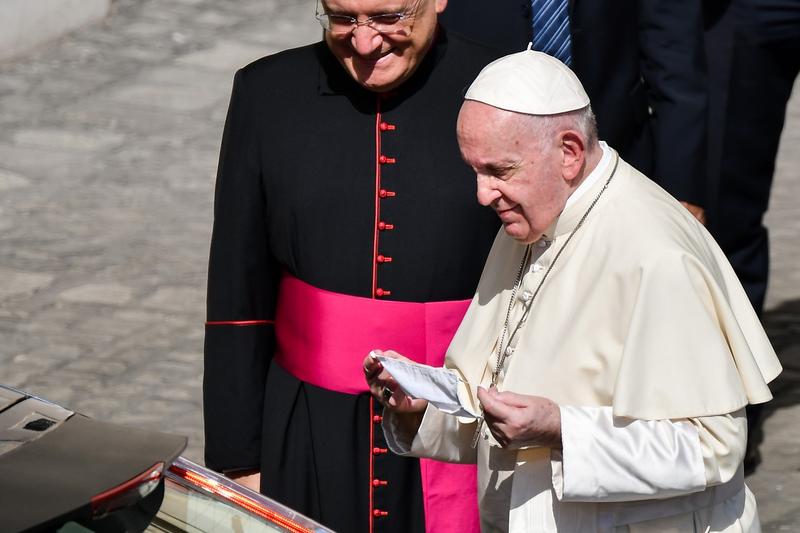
<box><xmin>373</xmin><ymin>415</ymin><xmax>383</xmax><ymax>423</ymax></box>
<box><xmin>372</xmin><ymin>479</ymin><xmax>388</xmax><ymax>487</ymax></box>
<box><xmin>379</xmin><ymin>122</ymin><xmax>396</xmax><ymax>131</ymax></box>
<box><xmin>373</xmin><ymin>447</ymin><xmax>388</xmax><ymax>455</ymax></box>
<box><xmin>373</xmin><ymin>509</ymin><xmax>389</xmax><ymax>517</ymax></box>
<box><xmin>378</xmin><ymin>221</ymin><xmax>394</xmax><ymax>231</ymax></box>
<box><xmin>375</xmin><ymin>288</ymin><xmax>391</xmax><ymax>297</ymax></box>
<box><xmin>376</xmin><ymin>255</ymin><xmax>392</xmax><ymax>263</ymax></box>
<box><xmin>379</xmin><ymin>189</ymin><xmax>396</xmax><ymax>198</ymax></box>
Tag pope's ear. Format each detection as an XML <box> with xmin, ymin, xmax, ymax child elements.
<box><xmin>435</xmin><ymin>0</ymin><xmax>448</xmax><ymax>14</ymax></box>
<box><xmin>559</xmin><ymin>130</ymin><xmax>585</xmax><ymax>182</ymax></box>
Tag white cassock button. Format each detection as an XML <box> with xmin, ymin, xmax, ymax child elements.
<box><xmin>520</xmin><ymin>290</ymin><xmax>533</xmax><ymax>302</ymax></box>
<box><xmin>505</xmin><ymin>345</ymin><xmax>515</xmax><ymax>356</ymax></box>
<box><xmin>531</xmin><ymin>263</ymin><xmax>543</xmax><ymax>273</ymax></box>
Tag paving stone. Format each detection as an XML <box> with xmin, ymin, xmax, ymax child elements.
<box><xmin>140</xmin><ymin>287</ymin><xmax>204</xmax><ymax>313</ymax></box>
<box><xmin>112</xmin><ymin>309</ymin><xmax>173</xmax><ymax>324</ymax></box>
<box><xmin>58</xmin><ymin>282</ymin><xmax>134</xmax><ymax>305</ymax></box>
<box><xmin>102</xmin><ymin>66</ymin><xmax>229</xmax><ymax>112</ymax></box>
<box><xmin>0</xmin><ymin>268</ymin><xmax>55</xmax><ymax>300</ymax></box>
<box><xmin>0</xmin><ymin>168</ymin><xmax>31</xmax><ymax>190</ymax></box>
<box><xmin>176</xmin><ymin>40</ymin><xmax>269</xmax><ymax>71</ymax></box>
<box><xmin>62</xmin><ymin>357</ymin><xmax>129</xmax><ymax>377</ymax></box>
<box><xmin>12</xmin><ymin>128</ymin><xmax>126</xmax><ymax>151</ymax></box>
<box><xmin>0</xmin><ymin>143</ymin><xmax>96</xmax><ymax>182</ymax></box>
<box><xmin>23</xmin><ymin>343</ymin><xmax>83</xmax><ymax>363</ymax></box>
<box><xmin>194</xmin><ymin>9</ymin><xmax>240</xmax><ymax>27</ymax></box>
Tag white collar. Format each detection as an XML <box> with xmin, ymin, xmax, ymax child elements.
<box><xmin>564</xmin><ymin>141</ymin><xmax>611</xmax><ymax>210</ymax></box>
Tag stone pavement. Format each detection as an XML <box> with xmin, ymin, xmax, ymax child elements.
<box><xmin>0</xmin><ymin>0</ymin><xmax>319</xmax><ymax>465</ymax></box>
<box><xmin>0</xmin><ymin>1</ymin><xmax>797</xmax><ymax>530</ymax></box>
<box><xmin>744</xmin><ymin>76</ymin><xmax>800</xmax><ymax>532</ymax></box>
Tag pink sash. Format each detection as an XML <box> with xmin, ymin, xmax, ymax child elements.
<box><xmin>273</xmin><ymin>275</ymin><xmax>471</xmax><ymax>394</ymax></box>
<box><xmin>273</xmin><ymin>275</ymin><xmax>480</xmax><ymax>533</ymax></box>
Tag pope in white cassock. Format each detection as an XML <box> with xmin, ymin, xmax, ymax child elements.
<box><xmin>363</xmin><ymin>50</ymin><xmax>782</xmax><ymax>532</ymax></box>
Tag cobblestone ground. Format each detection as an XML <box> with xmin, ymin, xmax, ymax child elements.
<box><xmin>745</xmin><ymin>76</ymin><xmax>800</xmax><ymax>532</ymax></box>
<box><xmin>0</xmin><ymin>0</ymin><xmax>319</xmax><ymax>464</ymax></box>
<box><xmin>0</xmin><ymin>1</ymin><xmax>797</xmax><ymax>529</ymax></box>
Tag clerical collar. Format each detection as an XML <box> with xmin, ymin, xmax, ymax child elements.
<box><xmin>564</xmin><ymin>141</ymin><xmax>611</xmax><ymax>210</ymax></box>
<box><xmin>541</xmin><ymin>141</ymin><xmax>613</xmax><ymax>241</ymax></box>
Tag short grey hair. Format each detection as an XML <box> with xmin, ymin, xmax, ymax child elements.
<box><xmin>516</xmin><ymin>105</ymin><xmax>599</xmax><ymax>150</ymax></box>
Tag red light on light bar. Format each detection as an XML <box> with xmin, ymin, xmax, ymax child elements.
<box><xmin>169</xmin><ymin>465</ymin><xmax>314</xmax><ymax>533</ymax></box>
<box><xmin>91</xmin><ymin>462</ymin><xmax>164</xmax><ymax>517</ymax></box>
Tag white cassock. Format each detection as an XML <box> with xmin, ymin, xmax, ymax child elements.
<box><xmin>383</xmin><ymin>144</ymin><xmax>782</xmax><ymax>532</ymax></box>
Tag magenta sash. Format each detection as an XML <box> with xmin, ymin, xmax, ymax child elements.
<box><xmin>273</xmin><ymin>275</ymin><xmax>471</xmax><ymax>394</ymax></box>
<box><xmin>273</xmin><ymin>275</ymin><xmax>480</xmax><ymax>533</ymax></box>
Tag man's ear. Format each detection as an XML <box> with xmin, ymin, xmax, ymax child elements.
<box><xmin>435</xmin><ymin>0</ymin><xmax>448</xmax><ymax>15</ymax></box>
<box><xmin>559</xmin><ymin>130</ymin><xmax>585</xmax><ymax>182</ymax></box>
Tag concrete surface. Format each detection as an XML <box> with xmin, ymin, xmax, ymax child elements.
<box><xmin>0</xmin><ymin>0</ymin><xmax>110</xmax><ymax>62</ymax></box>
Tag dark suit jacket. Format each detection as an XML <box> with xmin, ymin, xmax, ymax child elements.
<box><xmin>441</xmin><ymin>0</ymin><xmax>709</xmax><ymax>205</ymax></box>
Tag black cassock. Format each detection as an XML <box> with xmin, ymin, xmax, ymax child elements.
<box><xmin>204</xmin><ymin>29</ymin><xmax>499</xmax><ymax>533</ymax></box>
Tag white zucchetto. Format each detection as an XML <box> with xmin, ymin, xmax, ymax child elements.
<box><xmin>464</xmin><ymin>47</ymin><xmax>590</xmax><ymax>115</ymax></box>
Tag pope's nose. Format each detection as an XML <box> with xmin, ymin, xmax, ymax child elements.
<box><xmin>476</xmin><ymin>180</ymin><xmax>501</xmax><ymax>207</ymax></box>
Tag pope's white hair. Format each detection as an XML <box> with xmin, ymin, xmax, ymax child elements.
<box><xmin>516</xmin><ymin>105</ymin><xmax>599</xmax><ymax>150</ymax></box>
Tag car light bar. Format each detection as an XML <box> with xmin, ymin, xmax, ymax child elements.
<box><xmin>168</xmin><ymin>463</ymin><xmax>314</xmax><ymax>533</ymax></box>
<box><xmin>91</xmin><ymin>462</ymin><xmax>164</xmax><ymax>517</ymax></box>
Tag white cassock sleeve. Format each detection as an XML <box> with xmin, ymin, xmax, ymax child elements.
<box><xmin>383</xmin><ymin>405</ymin><xmax>478</xmax><ymax>464</ymax></box>
<box><xmin>551</xmin><ymin>406</ymin><xmax>747</xmax><ymax>502</ymax></box>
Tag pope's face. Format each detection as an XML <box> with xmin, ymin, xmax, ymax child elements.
<box><xmin>457</xmin><ymin>101</ymin><xmax>571</xmax><ymax>244</ymax></box>
<box><xmin>322</xmin><ymin>0</ymin><xmax>447</xmax><ymax>92</ymax></box>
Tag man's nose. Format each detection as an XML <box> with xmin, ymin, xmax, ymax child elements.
<box><xmin>350</xmin><ymin>25</ymin><xmax>383</xmax><ymax>56</ymax></box>
<box><xmin>476</xmin><ymin>178</ymin><xmax>500</xmax><ymax>207</ymax></box>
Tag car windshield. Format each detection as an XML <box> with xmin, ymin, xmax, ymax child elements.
<box><xmin>51</xmin><ymin>459</ymin><xmax>331</xmax><ymax>533</ymax></box>
<box><xmin>147</xmin><ymin>477</ymin><xmax>293</xmax><ymax>533</ymax></box>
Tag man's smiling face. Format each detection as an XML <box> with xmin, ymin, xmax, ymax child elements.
<box><xmin>322</xmin><ymin>0</ymin><xmax>447</xmax><ymax>92</ymax></box>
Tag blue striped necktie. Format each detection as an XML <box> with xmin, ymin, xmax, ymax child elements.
<box><xmin>531</xmin><ymin>0</ymin><xmax>572</xmax><ymax>66</ymax></box>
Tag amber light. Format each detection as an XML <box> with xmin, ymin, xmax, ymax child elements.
<box><xmin>169</xmin><ymin>464</ymin><xmax>314</xmax><ymax>533</ymax></box>
<box><xmin>91</xmin><ymin>462</ymin><xmax>164</xmax><ymax>517</ymax></box>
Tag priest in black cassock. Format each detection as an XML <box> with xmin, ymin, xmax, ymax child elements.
<box><xmin>203</xmin><ymin>0</ymin><xmax>499</xmax><ymax>531</ymax></box>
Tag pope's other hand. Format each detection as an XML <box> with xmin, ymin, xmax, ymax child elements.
<box><xmin>477</xmin><ymin>386</ymin><xmax>562</xmax><ymax>449</ymax></box>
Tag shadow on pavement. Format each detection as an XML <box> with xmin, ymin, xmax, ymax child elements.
<box><xmin>762</xmin><ymin>299</ymin><xmax>800</xmax><ymax>412</ymax></box>
<box><xmin>746</xmin><ymin>298</ymin><xmax>800</xmax><ymax>474</ymax></box>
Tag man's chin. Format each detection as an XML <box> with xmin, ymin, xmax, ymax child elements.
<box><xmin>351</xmin><ymin>58</ymin><xmax>414</xmax><ymax>91</ymax></box>
<box><xmin>356</xmin><ymin>70</ymin><xmax>405</xmax><ymax>92</ymax></box>
<box><xmin>502</xmin><ymin>224</ymin><xmax>535</xmax><ymax>244</ymax></box>
<box><xmin>502</xmin><ymin>226</ymin><xmax>523</xmax><ymax>241</ymax></box>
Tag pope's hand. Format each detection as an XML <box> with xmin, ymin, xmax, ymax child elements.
<box><xmin>363</xmin><ymin>350</ymin><xmax>428</xmax><ymax>414</ymax></box>
<box><xmin>477</xmin><ymin>386</ymin><xmax>562</xmax><ymax>449</ymax></box>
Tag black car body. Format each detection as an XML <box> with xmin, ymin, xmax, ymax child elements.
<box><xmin>0</xmin><ymin>385</ymin><xmax>333</xmax><ymax>533</ymax></box>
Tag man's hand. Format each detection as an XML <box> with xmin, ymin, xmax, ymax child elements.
<box><xmin>680</xmin><ymin>201</ymin><xmax>706</xmax><ymax>226</ymax></box>
<box><xmin>363</xmin><ymin>350</ymin><xmax>428</xmax><ymax>414</ymax></box>
<box><xmin>226</xmin><ymin>470</ymin><xmax>261</xmax><ymax>492</ymax></box>
<box><xmin>477</xmin><ymin>386</ymin><xmax>562</xmax><ymax>449</ymax></box>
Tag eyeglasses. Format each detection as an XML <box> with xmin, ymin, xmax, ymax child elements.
<box><xmin>315</xmin><ymin>0</ymin><xmax>423</xmax><ymax>36</ymax></box>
